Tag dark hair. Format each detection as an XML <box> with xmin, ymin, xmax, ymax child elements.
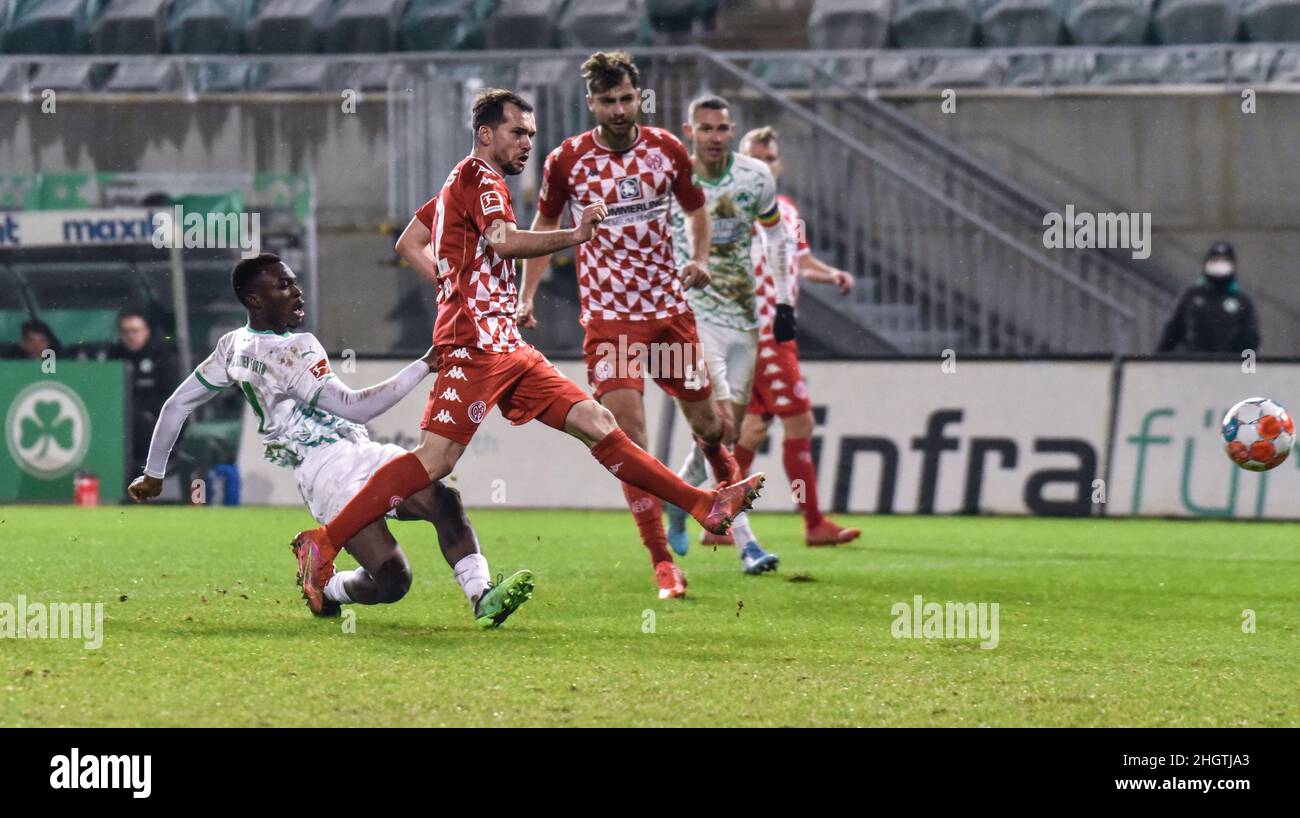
<box><xmin>581</xmin><ymin>51</ymin><xmax>640</xmax><ymax>94</ymax></box>
<box><xmin>688</xmin><ymin>94</ymin><xmax>729</xmax><ymax>121</ymax></box>
<box><xmin>21</xmin><ymin>318</ymin><xmax>60</xmax><ymax>351</ymax></box>
<box><xmin>471</xmin><ymin>88</ymin><xmax>534</xmax><ymax>134</ymax></box>
<box><xmin>231</xmin><ymin>253</ymin><xmax>282</xmax><ymax>306</ymax></box>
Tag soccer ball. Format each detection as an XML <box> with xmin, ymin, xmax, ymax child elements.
<box><xmin>1222</xmin><ymin>397</ymin><xmax>1295</xmax><ymax>471</ymax></box>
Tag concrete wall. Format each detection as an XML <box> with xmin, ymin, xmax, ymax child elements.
<box><xmin>895</xmin><ymin>91</ymin><xmax>1300</xmax><ymax>353</ymax></box>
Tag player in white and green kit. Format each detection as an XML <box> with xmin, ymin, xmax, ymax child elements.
<box><xmin>127</xmin><ymin>253</ymin><xmax>533</xmax><ymax>626</ymax></box>
<box><xmin>668</xmin><ymin>95</ymin><xmax>795</xmax><ymax>572</ymax></box>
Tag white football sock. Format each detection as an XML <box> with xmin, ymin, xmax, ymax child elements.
<box><xmin>454</xmin><ymin>554</ymin><xmax>491</xmax><ymax>607</ymax></box>
<box><xmin>730</xmin><ymin>512</ymin><xmax>757</xmax><ymax>553</ymax></box>
<box><xmin>324</xmin><ymin>570</ymin><xmax>355</xmax><ymax>604</ymax></box>
<box><xmin>677</xmin><ymin>442</ymin><xmax>708</xmax><ymax>487</ymax></box>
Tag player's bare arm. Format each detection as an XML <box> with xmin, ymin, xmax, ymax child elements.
<box><xmin>394</xmin><ymin>217</ymin><xmax>439</xmax><ymax>284</ymax></box>
<box><xmin>680</xmin><ymin>205</ymin><xmax>711</xmax><ymax>289</ymax></box>
<box><xmin>486</xmin><ymin>202</ymin><xmax>605</xmax><ymax>261</ymax></box>
<box><xmin>800</xmin><ymin>253</ymin><xmax>854</xmax><ymax>295</ymax></box>
<box><xmin>517</xmin><ymin>210</ymin><xmax>565</xmax><ymax>328</ymax></box>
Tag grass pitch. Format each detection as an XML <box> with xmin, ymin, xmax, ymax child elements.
<box><xmin>2</xmin><ymin>505</ymin><xmax>1297</xmax><ymax>727</ymax></box>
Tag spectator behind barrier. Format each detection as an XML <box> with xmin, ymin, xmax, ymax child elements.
<box><xmin>0</xmin><ymin>319</ymin><xmax>63</xmax><ymax>360</ymax></box>
<box><xmin>1156</xmin><ymin>241</ymin><xmax>1261</xmax><ymax>356</ymax></box>
<box><xmin>111</xmin><ymin>309</ymin><xmax>180</xmax><ymax>473</ymax></box>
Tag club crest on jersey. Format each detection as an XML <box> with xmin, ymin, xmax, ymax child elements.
<box><xmin>468</xmin><ymin>400</ymin><xmax>487</xmax><ymax>424</ymax></box>
<box><xmin>309</xmin><ymin>358</ymin><xmax>331</xmax><ymax>379</ymax></box>
<box><xmin>616</xmin><ymin>177</ymin><xmax>641</xmax><ymax>202</ymax></box>
<box><xmin>480</xmin><ymin>190</ymin><xmax>505</xmax><ymax>216</ymax></box>
<box><xmin>644</xmin><ymin>153</ymin><xmax>664</xmax><ymax>171</ymax></box>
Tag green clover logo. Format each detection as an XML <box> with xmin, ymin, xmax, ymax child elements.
<box><xmin>20</xmin><ymin>400</ymin><xmax>74</xmax><ymax>458</ymax></box>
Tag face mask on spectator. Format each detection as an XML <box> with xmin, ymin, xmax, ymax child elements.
<box><xmin>1204</xmin><ymin>260</ymin><xmax>1235</xmax><ymax>278</ymax></box>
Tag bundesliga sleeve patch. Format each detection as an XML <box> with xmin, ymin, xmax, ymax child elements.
<box><xmin>480</xmin><ymin>190</ymin><xmax>505</xmax><ymax>216</ymax></box>
<box><xmin>309</xmin><ymin>358</ymin><xmax>331</xmax><ymax>380</ymax></box>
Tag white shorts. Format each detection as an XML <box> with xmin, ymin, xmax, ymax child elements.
<box><xmin>295</xmin><ymin>438</ymin><xmax>410</xmax><ymax>525</ymax></box>
<box><xmin>695</xmin><ymin>320</ymin><xmax>759</xmax><ymax>405</ymax></box>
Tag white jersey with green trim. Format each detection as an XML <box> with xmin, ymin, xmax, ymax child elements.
<box><xmin>194</xmin><ymin>326</ymin><xmax>368</xmax><ymax>468</ymax></box>
<box><xmin>671</xmin><ymin>152</ymin><xmax>779</xmax><ymax>331</ymax></box>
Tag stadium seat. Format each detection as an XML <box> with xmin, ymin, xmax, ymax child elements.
<box><xmin>483</xmin><ymin>0</ymin><xmax>565</xmax><ymax>49</ymax></box>
<box><xmin>749</xmin><ymin>58</ymin><xmax>814</xmax><ymax>88</ymax></box>
<box><xmin>322</xmin><ymin>0</ymin><xmax>406</xmax><ymax>52</ymax></box>
<box><xmin>647</xmin><ymin>0</ymin><xmax>716</xmax><ymax>35</ymax></box>
<box><xmin>867</xmin><ymin>52</ymin><xmax>916</xmax><ymax>86</ymax></box>
<box><xmin>1152</xmin><ymin>0</ymin><xmax>1240</xmax><ymax>44</ymax></box>
<box><xmin>3</xmin><ymin>0</ymin><xmax>105</xmax><ymax>53</ymax></box>
<box><xmin>0</xmin><ymin>61</ymin><xmax>23</xmax><ymax>91</ymax></box>
<box><xmin>1243</xmin><ymin>0</ymin><xmax>1300</xmax><ymax>42</ymax></box>
<box><xmin>248</xmin><ymin>0</ymin><xmax>336</xmax><ymax>53</ymax></box>
<box><xmin>918</xmin><ymin>53</ymin><xmax>1006</xmax><ymax>87</ymax></box>
<box><xmin>1004</xmin><ymin>51</ymin><xmax>1094</xmax><ymax>84</ymax></box>
<box><xmin>93</xmin><ymin>0</ymin><xmax>168</xmax><ymax>53</ymax></box>
<box><xmin>191</xmin><ymin>61</ymin><xmax>262</xmax><ymax>91</ymax></box>
<box><xmin>105</xmin><ymin>59</ymin><xmax>182</xmax><ymax>89</ymax></box>
<box><xmin>30</xmin><ymin>59</ymin><xmax>99</xmax><ymax>89</ymax></box>
<box><xmin>1063</xmin><ymin>0</ymin><xmax>1152</xmax><ymax>45</ymax></box>
<box><xmin>399</xmin><ymin>0</ymin><xmax>487</xmax><ymax>50</ymax></box>
<box><xmin>1090</xmin><ymin>50</ymin><xmax>1175</xmax><ymax>82</ymax></box>
<box><xmin>808</xmin><ymin>0</ymin><xmax>890</xmax><ymax>50</ymax></box>
<box><xmin>891</xmin><ymin>0</ymin><xmax>978</xmax><ymax>48</ymax></box>
<box><xmin>977</xmin><ymin>0</ymin><xmax>1065</xmax><ymax>46</ymax></box>
<box><xmin>558</xmin><ymin>0</ymin><xmax>650</xmax><ymax>47</ymax></box>
<box><xmin>259</xmin><ymin>61</ymin><xmax>331</xmax><ymax>89</ymax></box>
<box><xmin>1268</xmin><ymin>48</ymin><xmax>1300</xmax><ymax>80</ymax></box>
<box><xmin>166</xmin><ymin>0</ymin><xmax>254</xmax><ymax>54</ymax></box>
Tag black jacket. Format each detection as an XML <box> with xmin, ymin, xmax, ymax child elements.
<box><xmin>111</xmin><ymin>337</ymin><xmax>181</xmax><ymax>421</ymax></box>
<box><xmin>1156</xmin><ymin>276</ymin><xmax>1260</xmax><ymax>355</ymax></box>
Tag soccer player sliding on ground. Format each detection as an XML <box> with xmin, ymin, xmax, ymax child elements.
<box><xmin>737</xmin><ymin>126</ymin><xmax>860</xmax><ymax>546</ymax></box>
<box><xmin>292</xmin><ymin>87</ymin><xmax>764</xmax><ymax>613</ymax></box>
<box><xmin>128</xmin><ymin>254</ymin><xmax>534</xmax><ymax>626</ymax></box>
<box><xmin>517</xmin><ymin>52</ymin><xmax>756</xmax><ymax>599</ymax></box>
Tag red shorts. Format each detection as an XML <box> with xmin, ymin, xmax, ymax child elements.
<box><xmin>581</xmin><ymin>311</ymin><xmax>713</xmax><ymax>402</ymax></box>
<box><xmin>747</xmin><ymin>338</ymin><xmax>812</xmax><ymax>418</ymax></box>
<box><xmin>420</xmin><ymin>343</ymin><xmax>591</xmax><ymax>445</ymax></box>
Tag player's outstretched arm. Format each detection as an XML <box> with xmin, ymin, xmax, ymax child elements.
<box><xmin>488</xmin><ymin>201</ymin><xmax>606</xmax><ymax>261</ymax></box>
<box><xmin>395</xmin><ymin>216</ymin><xmax>440</xmax><ymax>285</ymax></box>
<box><xmin>799</xmin><ymin>253</ymin><xmax>854</xmax><ymax>295</ymax></box>
<box><xmin>128</xmin><ymin>374</ymin><xmax>222</xmax><ymax>501</ymax></box>
<box><xmin>310</xmin><ymin>347</ymin><xmax>438</xmax><ymax>425</ymax></box>
<box><xmin>517</xmin><ymin>210</ymin><xmax>565</xmax><ymax>328</ymax></box>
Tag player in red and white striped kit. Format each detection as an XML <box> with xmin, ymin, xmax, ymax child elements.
<box><xmin>737</xmin><ymin>127</ymin><xmax>860</xmax><ymax>546</ymax></box>
<box><xmin>517</xmin><ymin>52</ymin><xmax>751</xmax><ymax>600</ymax></box>
<box><xmin>287</xmin><ymin>89</ymin><xmax>764</xmax><ymax>614</ymax></box>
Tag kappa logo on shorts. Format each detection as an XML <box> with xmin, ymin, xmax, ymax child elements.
<box><xmin>617</xmin><ymin>177</ymin><xmax>641</xmax><ymax>201</ymax></box>
<box><xmin>468</xmin><ymin>400</ymin><xmax>487</xmax><ymax>424</ymax></box>
<box><xmin>439</xmin><ymin>387</ymin><xmax>462</xmax><ymax>402</ymax></box>
<box><xmin>445</xmin><ymin>366</ymin><xmax>468</xmax><ymax>381</ymax></box>
<box><xmin>448</xmin><ymin>348</ymin><xmax>472</xmax><ymax>360</ymax></box>
<box><xmin>764</xmin><ymin>363</ymin><xmax>781</xmax><ymax>375</ymax></box>
<box><xmin>433</xmin><ymin>410</ymin><xmax>455</xmax><ymax>424</ymax></box>
<box><xmin>480</xmin><ymin>190</ymin><xmax>505</xmax><ymax>216</ymax></box>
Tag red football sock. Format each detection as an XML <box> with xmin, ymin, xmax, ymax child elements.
<box><xmin>783</xmin><ymin>437</ymin><xmax>824</xmax><ymax>529</ymax></box>
<box><xmin>323</xmin><ymin>453</ymin><xmax>432</xmax><ymax>555</ymax></box>
<box><xmin>734</xmin><ymin>443</ymin><xmax>756</xmax><ymax>475</ymax></box>
<box><xmin>622</xmin><ymin>485</ymin><xmax>672</xmax><ymax>566</ymax></box>
<box><xmin>591</xmin><ymin>429</ymin><xmax>712</xmax><ymax>520</ymax></box>
<box><xmin>697</xmin><ymin>437</ymin><xmax>741</xmax><ymax>485</ymax></box>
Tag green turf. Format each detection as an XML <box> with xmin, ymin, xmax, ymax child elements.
<box><xmin>1</xmin><ymin>505</ymin><xmax>1297</xmax><ymax>727</ymax></box>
